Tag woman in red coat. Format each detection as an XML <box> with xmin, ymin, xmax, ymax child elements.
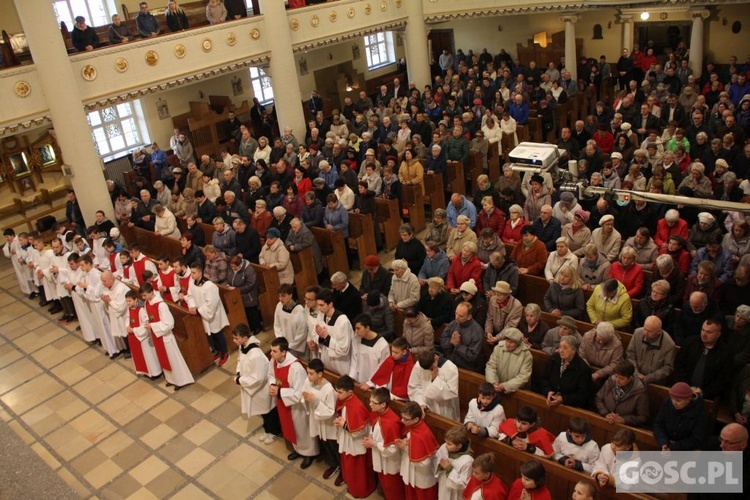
<box><xmin>502</xmin><ymin>204</ymin><xmax>528</xmax><ymax>245</ymax></box>
<box><xmin>608</xmin><ymin>246</ymin><xmax>645</xmax><ymax>298</ymax></box>
<box><xmin>476</xmin><ymin>196</ymin><xmax>506</xmax><ymax>236</ymax></box>
<box><xmin>446</xmin><ymin>241</ymin><xmax>484</xmax><ymax>294</ymax></box>
<box><xmin>293</xmin><ymin>165</ymin><xmax>312</xmax><ymax>197</ymax></box>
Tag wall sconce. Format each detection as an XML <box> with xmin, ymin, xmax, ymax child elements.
<box><xmin>533</xmin><ymin>31</ymin><xmax>548</xmax><ymax>48</ymax></box>
<box><xmin>640</xmin><ymin>12</ymin><xmax>650</xmax><ymax>21</ymax></box>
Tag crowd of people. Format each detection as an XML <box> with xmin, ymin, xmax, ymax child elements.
<box><xmin>4</xmin><ymin>40</ymin><xmax>750</xmax><ymax>498</ymax></box>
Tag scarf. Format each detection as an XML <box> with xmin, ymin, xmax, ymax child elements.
<box><xmin>613</xmin><ymin>378</ymin><xmax>634</xmax><ymax>404</ymax></box>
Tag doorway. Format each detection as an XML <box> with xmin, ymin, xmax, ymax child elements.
<box><xmin>428</xmin><ymin>29</ymin><xmax>454</xmax><ymax>63</ymax></box>
<box><xmin>635</xmin><ymin>22</ymin><xmax>691</xmax><ymax>60</ymax></box>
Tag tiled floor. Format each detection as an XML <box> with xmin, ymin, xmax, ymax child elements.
<box><xmin>0</xmin><ymin>257</ymin><xmax>385</xmax><ymax>499</ymax></box>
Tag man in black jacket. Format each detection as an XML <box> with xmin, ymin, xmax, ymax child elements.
<box><xmin>331</xmin><ymin>272</ymin><xmax>362</xmax><ymax>320</ymax></box>
<box><xmin>195</xmin><ymin>190</ymin><xmax>217</xmax><ymax>224</ymax></box>
<box><xmin>675</xmin><ymin>319</ymin><xmax>732</xmax><ymax>401</ymax></box>
<box><xmin>71</xmin><ymin>16</ymin><xmax>99</xmax><ymax>52</ymax></box>
<box><xmin>232</xmin><ymin>218</ymin><xmax>261</xmax><ymax>264</ymax></box>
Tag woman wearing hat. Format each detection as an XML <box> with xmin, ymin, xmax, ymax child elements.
<box><xmin>563</xmin><ymin>210</ymin><xmax>592</xmax><ymax>254</ymax></box>
<box><xmin>688</xmin><ymin>212</ymin><xmax>723</xmax><ymax>256</ymax></box>
<box><xmin>485</xmin><ymin>280</ymin><xmax>524</xmax><ymax>344</ymax></box>
<box><xmin>453</xmin><ymin>279</ymin><xmax>487</xmax><ymax>329</ymax></box>
<box><xmin>417</xmin><ymin>277</ymin><xmax>454</xmax><ymax>330</ymax></box>
<box><xmin>523</xmin><ymin>174</ymin><xmax>551</xmax><ymax>221</ymax></box>
<box><xmin>485</xmin><ymin>327</ymin><xmax>533</xmax><ymax>394</ymax></box>
<box><xmin>590</xmin><ymin>214</ymin><xmax>622</xmax><ymax>262</ymax></box>
<box><xmin>544</xmin><ymin>267</ymin><xmax>586</xmax><ymax>320</ymax></box>
<box><xmin>423</xmin><ymin>209</ymin><xmax>451</xmax><ymax>251</ymax></box>
<box><xmin>653</xmin><ymin>382</ymin><xmax>708</xmax><ymax>451</ymax></box>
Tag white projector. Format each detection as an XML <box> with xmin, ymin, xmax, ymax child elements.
<box><xmin>508</xmin><ymin>142</ymin><xmax>560</xmax><ymax>170</ymax></box>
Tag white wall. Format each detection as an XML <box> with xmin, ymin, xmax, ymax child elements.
<box><xmin>706</xmin><ymin>4</ymin><xmax>750</xmax><ymax>63</ymax></box>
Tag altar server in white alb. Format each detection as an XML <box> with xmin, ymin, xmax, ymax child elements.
<box><xmin>408</xmin><ymin>350</ymin><xmax>460</xmax><ymax>421</ymax></box>
<box><xmin>268</xmin><ymin>337</ymin><xmax>319</xmax><ymax>469</ymax></box>
<box><xmin>140</xmin><ymin>282</ymin><xmax>194</xmax><ymax>390</ymax></box>
<box><xmin>64</xmin><ymin>254</ymin><xmax>96</xmax><ymax>343</ymax></box>
<box><xmin>349</xmin><ymin>314</ymin><xmax>390</xmax><ymax>385</ymax></box>
<box><xmin>3</xmin><ymin>228</ymin><xmax>33</xmax><ymax>297</ymax></box>
<box><xmin>273</xmin><ymin>283</ymin><xmax>309</xmax><ymax>359</ymax></box>
<box><xmin>184</xmin><ymin>262</ymin><xmax>229</xmax><ymax>366</ymax></box>
<box><xmin>301</xmin><ymin>358</ymin><xmax>340</xmax><ymax>479</ymax></box>
<box><xmin>463</xmin><ymin>381</ymin><xmax>506</xmax><ymax>439</ymax></box>
<box><xmin>231</xmin><ymin>324</ymin><xmax>275</xmax><ymax>421</ymax></box>
<box><xmin>434</xmin><ymin>426</ymin><xmax>474</xmax><ymax>500</ymax></box>
<box><xmin>49</xmin><ymin>237</ymin><xmax>76</xmax><ymax>322</ymax></box>
<box><xmin>78</xmin><ymin>254</ymin><xmax>122</xmax><ymax>358</ymax></box>
<box><xmin>310</xmin><ymin>288</ymin><xmax>352</xmax><ymax>376</ymax></box>
<box><xmin>123</xmin><ymin>289</ymin><xmax>163</xmax><ymax>378</ymax></box>
<box><xmin>87</xmin><ymin>225</ymin><xmax>110</xmax><ymax>270</ymax></box>
<box><xmin>30</xmin><ymin>236</ymin><xmax>58</xmax><ymax>309</ymax></box>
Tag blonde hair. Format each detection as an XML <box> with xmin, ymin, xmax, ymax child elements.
<box><xmin>557</xmin><ymin>266</ymin><xmax>582</xmax><ymax>290</ymax></box>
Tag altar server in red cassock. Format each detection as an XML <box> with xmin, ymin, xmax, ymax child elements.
<box><xmin>461</xmin><ymin>453</ymin><xmax>508</xmax><ymax>500</ymax></box>
<box><xmin>333</xmin><ymin>375</ymin><xmax>377</xmax><ymax>498</ymax></box>
<box><xmin>155</xmin><ymin>254</ymin><xmax>177</xmax><ymax>302</ymax></box>
<box><xmin>497</xmin><ymin>406</ymin><xmax>555</xmax><ymax>458</ymax></box>
<box><xmin>268</xmin><ymin>337</ymin><xmax>319</xmax><ymax>468</ymax></box>
<box><xmin>365</xmin><ymin>337</ymin><xmax>415</xmax><ymax>400</ymax></box>
<box><xmin>172</xmin><ymin>257</ymin><xmax>191</xmax><ymax>308</ymax></box>
<box><xmin>116</xmin><ymin>252</ymin><xmax>137</xmax><ymax>286</ymax></box>
<box><xmin>124</xmin><ymin>289</ymin><xmax>162</xmax><ymax>378</ymax></box>
<box><xmin>128</xmin><ymin>244</ymin><xmax>157</xmax><ymax>286</ymax></box>
<box><xmin>140</xmin><ymin>283</ymin><xmax>194</xmax><ymax>390</ymax></box>
<box><xmin>398</xmin><ymin>401</ymin><xmax>440</xmax><ymax>500</ymax></box>
<box><xmin>363</xmin><ymin>387</ymin><xmax>406</xmax><ymax>500</ymax></box>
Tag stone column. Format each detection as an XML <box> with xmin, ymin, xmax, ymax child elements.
<box><xmin>620</xmin><ymin>14</ymin><xmax>634</xmax><ymax>51</ymax></box>
<box><xmin>259</xmin><ymin>0</ymin><xmax>306</xmax><ymax>140</ymax></box>
<box><xmin>404</xmin><ymin>0</ymin><xmax>431</xmax><ymax>88</ymax></box>
<box><xmin>560</xmin><ymin>14</ymin><xmax>579</xmax><ymax>81</ymax></box>
<box><xmin>689</xmin><ymin>10</ymin><xmax>709</xmax><ymax>78</ymax></box>
<box><xmin>13</xmin><ymin>0</ymin><xmax>115</xmax><ymax>222</ymax></box>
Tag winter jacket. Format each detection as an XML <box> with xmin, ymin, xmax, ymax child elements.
<box><xmin>563</xmin><ymin>224</ymin><xmax>592</xmax><ymax>254</ymax></box>
<box><xmin>654</xmin><ymin>218</ymin><xmax>689</xmax><ymax>248</ymax></box>
<box><xmin>586</xmin><ymin>282</ymin><xmax>633</xmax><ymax>329</ymax></box>
<box><xmin>446</xmin><ymin>255</ymin><xmax>484</xmax><ymax>293</ymax></box>
<box><xmin>633</xmin><ymin>296</ymin><xmax>676</xmax><ymax>332</ymax></box>
<box><xmin>204</xmin><ymin>252</ymin><xmax>228</xmax><ymax>285</ymax></box>
<box><xmin>323</xmin><ymin>202</ymin><xmax>349</xmax><ymax>237</ymax></box>
<box><xmin>388</xmin><ymin>268</ymin><xmax>420</xmax><ymax>310</ymax></box>
<box><xmin>543</xmin><ymin>283</ymin><xmax>586</xmax><ymax>319</ymax></box>
<box><xmin>477</xmin><ymin>234</ymin><xmax>505</xmax><ymax>264</ymax></box>
<box><xmin>423</xmin><ymin>220</ymin><xmax>451</xmax><ymax>250</ymax></box>
<box><xmin>510</xmin><ymin>238</ymin><xmax>548</xmax><ymax>276</ymax></box>
<box><xmin>485</xmin><ymin>296</ymin><xmax>524</xmax><ymax>339</ymax></box>
<box><xmin>623</xmin><ymin>237</ymin><xmax>659</xmax><ymax>267</ymax></box>
<box><xmin>418</xmin><ymin>250</ymin><xmax>450</xmax><ymax>281</ymax></box>
<box><xmin>653</xmin><ymin>396</ymin><xmax>708</xmax><ymax>451</ymax></box>
<box><xmin>259</xmin><ymin>239</ymin><xmax>293</xmax><ymax>285</ymax></box>
<box><xmin>446</xmin><ymin>228</ymin><xmax>478</xmax><ymax>259</ymax></box>
<box><xmin>395</xmin><ymin>237</ymin><xmax>427</xmax><ymax>276</ymax></box>
<box><xmin>285</xmin><ymin>224</ymin><xmax>323</xmax><ymax>275</ymax></box>
<box><xmin>542</xmin><ymin>352</ymin><xmax>593</xmax><ymax>409</ymax></box>
<box><xmin>578</xmin><ymin>255</ymin><xmax>611</xmax><ymax>287</ymax></box>
<box><xmin>675</xmin><ymin>336</ymin><xmax>732</xmax><ymax>400</ymax></box>
<box><xmin>226</xmin><ymin>260</ymin><xmax>259</xmax><ymax>308</ymax></box>
<box><xmin>579</xmin><ymin>329</ymin><xmax>624</xmax><ymax>380</ymax></box>
<box><xmin>502</xmin><ymin>217</ymin><xmax>529</xmax><ymax>245</ymax></box>
<box><xmin>364</xmin><ymin>294</ymin><xmax>395</xmax><ymax>341</ymax></box>
<box><xmin>518</xmin><ymin>317</ymin><xmax>549</xmax><ymax>350</ymax></box>
<box><xmin>402</xmin><ymin>312</ymin><xmax>435</xmax><ymax>358</ymax></box>
<box><xmin>690</xmin><ymin>247</ymin><xmax>735</xmax><ymax>284</ymax></box>
<box><xmin>212</xmin><ymin>227</ymin><xmax>237</xmax><ymax>256</ymax></box>
<box><xmin>440</xmin><ymin>318</ymin><xmax>485</xmax><ymax>373</ymax></box>
<box><xmin>483</xmin><ymin>260</ymin><xmax>519</xmax><ymax>296</ymax></box>
<box><xmin>532</xmin><ymin>217</ymin><xmax>562</xmax><ymax>252</ymax></box>
<box><xmin>688</xmin><ymin>221</ymin><xmax>723</xmax><ymax>252</ymax></box>
<box><xmin>418</xmin><ymin>290</ymin><xmax>455</xmax><ymax>329</ymax></box>
<box><xmin>544</xmin><ymin>251</ymin><xmax>579</xmax><ymax>282</ymax></box>
<box><xmin>360</xmin><ymin>265</ymin><xmax>391</xmax><ymax>299</ymax></box>
<box><xmin>595</xmin><ymin>375</ymin><xmax>650</xmax><ymax>427</ymax></box>
<box><xmin>608</xmin><ymin>262</ymin><xmax>645</xmax><ymax>298</ymax></box>
<box><xmin>590</xmin><ymin>228</ymin><xmax>622</xmax><ymax>262</ymax></box>
<box><xmin>476</xmin><ymin>207</ymin><xmax>506</xmax><ymax>236</ymax></box>
<box><xmin>485</xmin><ymin>341</ymin><xmax>533</xmax><ymax>392</ymax></box>
<box><xmin>625</xmin><ymin>328</ymin><xmax>677</xmax><ymax>385</ymax></box>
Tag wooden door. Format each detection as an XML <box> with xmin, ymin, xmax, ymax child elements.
<box><xmin>428</xmin><ymin>30</ymin><xmax>454</xmax><ymax>63</ymax></box>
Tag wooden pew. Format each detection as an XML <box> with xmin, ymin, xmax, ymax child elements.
<box><xmin>446</xmin><ymin>160</ymin><xmax>465</xmax><ymax>195</ymax></box>
<box><xmin>123</xmin><ymin>282</ymin><xmax>214</xmax><ymax>376</ymax></box>
<box><xmin>456</xmin><ymin>369</ymin><xmax>660</xmax><ymax>452</ymax></box>
<box><xmin>401</xmin><ymin>184</ymin><xmax>425</xmax><ymax>233</ymax></box>
<box><xmin>424</xmin><ymin>173</ymin><xmax>446</xmax><ymax>212</ymax></box>
<box><xmin>309</xmin><ymin>363</ymin><xmax>668</xmax><ymax>500</ymax></box>
<box><xmin>348</xmin><ymin>213</ymin><xmax>377</xmax><ymax>269</ymax></box>
<box><xmin>467</xmin><ymin>150</ymin><xmax>484</xmax><ymax>195</ymax></box>
<box><xmin>289</xmin><ymin>247</ymin><xmax>319</xmax><ymax>299</ymax></box>
<box><xmin>488</xmin><ymin>142</ymin><xmax>501</xmax><ymax>182</ymax></box>
<box><xmin>251</xmin><ymin>262</ymin><xmax>279</xmax><ymax>328</ymax></box>
<box><xmin>375</xmin><ymin>197</ymin><xmax>401</xmax><ymax>251</ymax></box>
<box><xmin>311</xmin><ymin>227</ymin><xmax>349</xmax><ymax>276</ymax></box>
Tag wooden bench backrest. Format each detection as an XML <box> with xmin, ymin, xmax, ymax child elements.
<box><xmin>423</xmin><ymin>173</ymin><xmax>446</xmax><ymax>211</ymax></box>
<box><xmin>375</xmin><ymin>197</ymin><xmax>401</xmax><ymax>251</ymax></box>
<box><xmin>289</xmin><ymin>247</ymin><xmax>318</xmax><ymax>299</ymax></box>
<box><xmin>311</xmin><ymin>227</ymin><xmax>349</xmax><ymax>276</ymax></box>
<box><xmin>348</xmin><ymin>213</ymin><xmax>377</xmax><ymax>267</ymax></box>
<box><xmin>446</xmin><ymin>161</ymin><xmax>465</xmax><ymax>195</ymax></box>
<box><xmin>401</xmin><ymin>184</ymin><xmax>425</xmax><ymax>233</ymax></box>
<box><xmin>488</xmin><ymin>141</ymin><xmax>501</xmax><ymax>181</ymax></box>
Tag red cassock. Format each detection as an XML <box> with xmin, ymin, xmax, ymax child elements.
<box><xmin>371</xmin><ymin>408</ymin><xmax>405</xmax><ymax>500</ymax></box>
<box><xmin>336</xmin><ymin>395</ymin><xmax>377</xmax><ymax>498</ymax></box>
<box><xmin>462</xmin><ymin>474</ymin><xmax>508</xmax><ymax>500</ymax></box>
<box><xmin>405</xmin><ymin>420</ymin><xmax>440</xmax><ymax>500</ymax></box>
<box><xmin>158</xmin><ymin>269</ymin><xmax>176</xmax><ymax>301</ymax></box>
<box><xmin>108</xmin><ymin>252</ymin><xmax>119</xmax><ymax>272</ymax></box>
<box><xmin>127</xmin><ymin>306</ymin><xmax>148</xmax><ymax>374</ymax></box>
<box><xmin>273</xmin><ymin>360</ymin><xmax>299</xmax><ymax>444</ymax></box>
<box><xmin>507</xmin><ymin>479</ymin><xmax>552</xmax><ymax>500</ymax></box>
<box><xmin>369</xmin><ymin>352</ymin><xmax>415</xmax><ymax>399</ymax></box>
<box><xmin>178</xmin><ymin>274</ymin><xmax>191</xmax><ymax>307</ymax></box>
<box><xmin>122</xmin><ymin>264</ymin><xmax>134</xmax><ymax>282</ymax></box>
<box><xmin>145</xmin><ymin>300</ymin><xmax>172</xmax><ymax>370</ymax></box>
<box><xmin>133</xmin><ymin>257</ymin><xmax>148</xmax><ymax>285</ymax></box>
<box><xmin>498</xmin><ymin>419</ymin><xmax>555</xmax><ymax>456</ymax></box>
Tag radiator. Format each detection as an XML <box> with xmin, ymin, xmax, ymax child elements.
<box><xmin>103</xmin><ymin>154</ymin><xmax>133</xmax><ymax>187</ymax></box>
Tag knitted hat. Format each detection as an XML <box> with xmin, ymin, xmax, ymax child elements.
<box><xmin>599</xmin><ymin>214</ymin><xmax>615</xmax><ymax>225</ymax></box>
<box><xmin>363</xmin><ymin>255</ymin><xmax>380</xmax><ymax>267</ymax></box>
<box><xmin>737</xmin><ymin>305</ymin><xmax>750</xmax><ymax>322</ymax></box>
<box><xmin>668</xmin><ymin>382</ymin><xmax>694</xmax><ymax>399</ymax></box>
<box><xmin>574</xmin><ymin>210</ymin><xmax>590</xmax><ymax>223</ymax></box>
<box><xmin>560</xmin><ymin>191</ymin><xmax>575</xmax><ymax>204</ymax></box>
<box><xmin>460</xmin><ymin>279</ymin><xmax>478</xmax><ymax>295</ymax></box>
<box><xmin>367</xmin><ymin>291</ymin><xmax>382</xmax><ymax>307</ymax></box>
<box><xmin>697</xmin><ymin>212</ymin><xmax>715</xmax><ymax>224</ymax></box>
<box><xmin>266</xmin><ymin>228</ymin><xmax>281</xmax><ymax>239</ymax></box>
<box><xmin>620</xmin><ymin>122</ymin><xmax>632</xmax><ymax>131</ymax></box>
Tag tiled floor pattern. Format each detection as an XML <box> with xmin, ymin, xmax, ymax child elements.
<box><xmin>0</xmin><ymin>257</ymin><xmax>385</xmax><ymax>499</ymax></box>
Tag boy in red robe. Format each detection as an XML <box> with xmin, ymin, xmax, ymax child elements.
<box><xmin>365</xmin><ymin>337</ymin><xmax>415</xmax><ymax>400</ymax></box>
<box><xmin>125</xmin><ymin>289</ymin><xmax>150</xmax><ymax>377</ymax></box>
<box><xmin>363</xmin><ymin>387</ymin><xmax>406</xmax><ymax>500</ymax></box>
<box><xmin>128</xmin><ymin>244</ymin><xmax>157</xmax><ymax>286</ymax></box>
<box><xmin>156</xmin><ymin>254</ymin><xmax>176</xmax><ymax>302</ymax></box>
<box><xmin>172</xmin><ymin>257</ymin><xmax>191</xmax><ymax>308</ymax></box>
<box><xmin>462</xmin><ymin>453</ymin><xmax>508</xmax><ymax>500</ymax></box>
<box><xmin>397</xmin><ymin>401</ymin><xmax>440</xmax><ymax>499</ymax></box>
<box><xmin>497</xmin><ymin>406</ymin><xmax>555</xmax><ymax>458</ymax></box>
<box><xmin>334</xmin><ymin>375</ymin><xmax>377</xmax><ymax>498</ymax></box>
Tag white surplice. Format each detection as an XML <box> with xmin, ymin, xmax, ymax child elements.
<box><xmin>301</xmin><ymin>378</ymin><xmax>337</xmax><ymax>441</ymax></box>
<box><xmin>269</xmin><ymin>354</ymin><xmax>319</xmax><ymax>457</ymax></box>
<box><xmin>142</xmin><ymin>297</ymin><xmax>194</xmax><ymax>387</ymax></box>
<box><xmin>407</xmin><ymin>359</ymin><xmax>460</xmax><ymax>421</ymax></box>
<box><xmin>236</xmin><ymin>337</ymin><xmax>274</xmax><ymax>417</ymax></box>
<box><xmin>186</xmin><ymin>279</ymin><xmax>229</xmax><ymax>335</ymax></box>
